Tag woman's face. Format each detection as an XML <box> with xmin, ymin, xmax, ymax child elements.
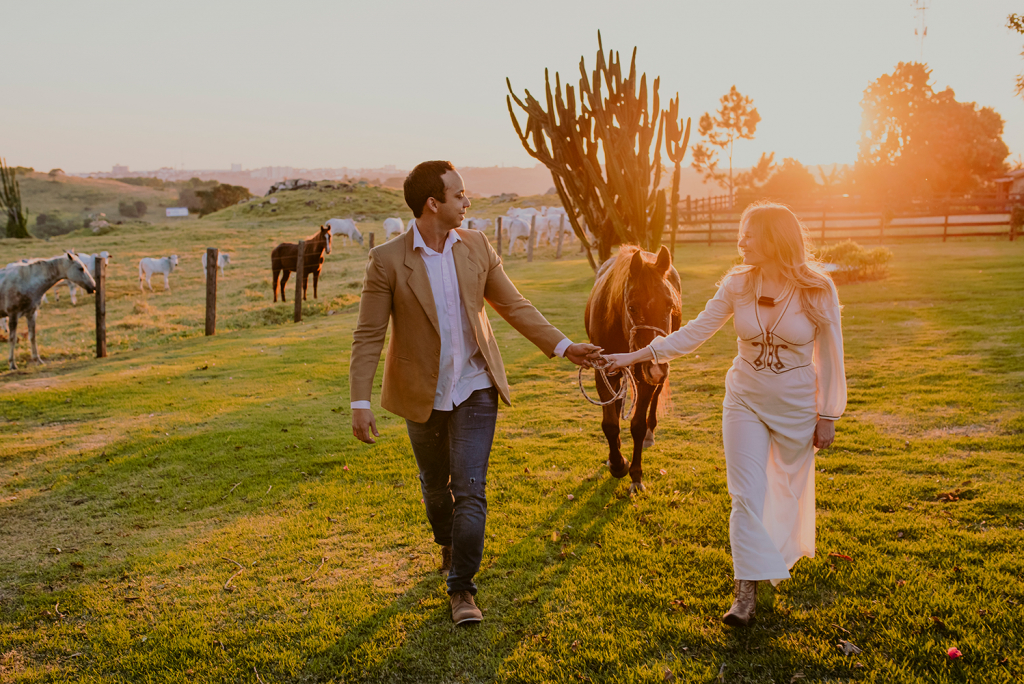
<box><xmin>738</xmin><ymin>222</ymin><xmax>768</xmax><ymax>266</ymax></box>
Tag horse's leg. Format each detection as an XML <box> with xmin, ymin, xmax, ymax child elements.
<box><xmin>280</xmin><ymin>271</ymin><xmax>291</xmax><ymax>301</ymax></box>
<box><xmin>27</xmin><ymin>309</ymin><xmax>42</xmax><ymax>365</ymax></box>
<box><xmin>313</xmin><ymin>270</ymin><xmax>319</xmax><ymax>299</ymax></box>
<box><xmin>597</xmin><ymin>371</ymin><xmax>628</xmax><ymax>478</ymax></box>
<box><xmin>302</xmin><ymin>272</ymin><xmax>309</xmax><ymax>301</ymax></box>
<box><xmin>627</xmin><ymin>380</ymin><xmax>656</xmax><ymax>494</ymax></box>
<box><xmin>645</xmin><ymin>381</ymin><xmax>665</xmax><ymax>449</ymax></box>
<box><xmin>272</xmin><ymin>267</ymin><xmax>279</xmax><ymax>302</ymax></box>
<box><xmin>7</xmin><ymin>314</ymin><xmax>17</xmax><ymax>370</ymax></box>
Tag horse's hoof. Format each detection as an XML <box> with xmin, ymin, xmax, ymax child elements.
<box><xmin>607</xmin><ymin>460</ymin><xmax>629</xmax><ymax>479</ymax></box>
<box><xmin>628</xmin><ymin>482</ymin><xmax>646</xmax><ymax>496</ymax></box>
<box><xmin>643</xmin><ymin>429</ymin><xmax>655</xmax><ymax>450</ymax></box>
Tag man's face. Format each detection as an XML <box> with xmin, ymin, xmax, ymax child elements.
<box><xmin>433</xmin><ymin>170</ymin><xmax>471</xmax><ymax>229</ymax></box>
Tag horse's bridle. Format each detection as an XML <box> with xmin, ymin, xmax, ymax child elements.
<box><xmin>622</xmin><ymin>281</ymin><xmax>677</xmax><ymax>386</ymax></box>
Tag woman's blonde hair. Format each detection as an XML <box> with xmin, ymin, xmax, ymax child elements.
<box><xmin>721</xmin><ymin>201</ymin><xmax>838</xmax><ymax>328</ymax></box>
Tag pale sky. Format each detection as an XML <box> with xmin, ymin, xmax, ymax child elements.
<box><xmin>3</xmin><ymin>0</ymin><xmax>1022</xmax><ymax>174</ymax></box>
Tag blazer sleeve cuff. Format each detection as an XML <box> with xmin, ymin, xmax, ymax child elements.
<box><xmin>350</xmin><ymin>401</ymin><xmax>372</xmax><ymax>410</ymax></box>
<box><xmin>553</xmin><ymin>338</ymin><xmax>573</xmax><ymax>358</ymax></box>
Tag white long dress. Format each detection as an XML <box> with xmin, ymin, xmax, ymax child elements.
<box><xmin>648</xmin><ymin>270</ymin><xmax>846</xmax><ymax>584</ymax></box>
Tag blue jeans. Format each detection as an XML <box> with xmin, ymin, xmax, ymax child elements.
<box><xmin>405</xmin><ymin>387</ymin><xmax>498</xmax><ymax>596</ymax></box>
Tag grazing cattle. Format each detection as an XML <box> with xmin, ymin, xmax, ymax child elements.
<box><xmin>325</xmin><ymin>218</ymin><xmax>363</xmax><ymax>246</ymax></box>
<box><xmin>384</xmin><ymin>217</ymin><xmax>405</xmax><ymax>240</ymax></box>
<box><xmin>67</xmin><ymin>251</ymin><xmax>110</xmax><ymax>304</ymax></box>
<box><xmin>0</xmin><ymin>253</ymin><xmax>96</xmax><ymax>370</ymax></box>
<box><xmin>460</xmin><ymin>217</ymin><xmax>492</xmax><ymax>232</ymax></box>
<box><xmin>585</xmin><ymin>245</ymin><xmax>681</xmax><ymax>494</ymax></box>
<box><xmin>139</xmin><ymin>255</ymin><xmax>179</xmax><ymax>291</ymax></box>
<box><xmin>271</xmin><ymin>224</ymin><xmax>333</xmax><ymax>302</ymax></box>
<box><xmin>504</xmin><ymin>217</ymin><xmax>534</xmax><ymax>255</ymax></box>
<box><xmin>201</xmin><ymin>252</ymin><xmax>232</xmax><ymax>280</ymax></box>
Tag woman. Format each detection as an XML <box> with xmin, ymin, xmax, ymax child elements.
<box><xmin>602</xmin><ymin>202</ymin><xmax>847</xmax><ymax>627</ymax></box>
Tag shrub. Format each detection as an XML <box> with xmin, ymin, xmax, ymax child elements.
<box><xmin>118</xmin><ymin>200</ymin><xmax>147</xmax><ymax>218</ymax></box>
<box><xmin>814</xmin><ymin>240</ymin><xmax>892</xmax><ymax>284</ymax></box>
<box><xmin>1011</xmin><ymin>205</ymin><xmax>1024</xmax><ymax>239</ymax></box>
<box><xmin>33</xmin><ymin>211</ymin><xmax>82</xmax><ymax>238</ymax></box>
<box><xmin>196</xmin><ymin>183</ymin><xmax>252</xmax><ymax>217</ymax></box>
<box><xmin>115</xmin><ymin>177</ymin><xmax>166</xmax><ymax>189</ymax></box>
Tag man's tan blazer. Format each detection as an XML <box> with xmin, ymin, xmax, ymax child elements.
<box><xmin>349</xmin><ymin>227</ymin><xmax>566</xmax><ymax>423</ymax></box>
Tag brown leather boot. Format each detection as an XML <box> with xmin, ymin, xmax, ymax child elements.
<box><xmin>450</xmin><ymin>590</ymin><xmax>482</xmax><ymax>625</ymax></box>
<box><xmin>722</xmin><ymin>580</ymin><xmax>757</xmax><ymax>627</ymax></box>
<box><xmin>440</xmin><ymin>545</ymin><xmax>453</xmax><ymax>576</ymax></box>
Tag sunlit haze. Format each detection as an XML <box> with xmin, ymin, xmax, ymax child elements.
<box><xmin>3</xmin><ymin>0</ymin><xmax>1021</xmax><ymax>174</ymax></box>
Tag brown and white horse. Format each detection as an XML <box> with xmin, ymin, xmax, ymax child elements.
<box><xmin>271</xmin><ymin>225</ymin><xmax>333</xmax><ymax>302</ymax></box>
<box><xmin>585</xmin><ymin>245</ymin><xmax>681</xmax><ymax>493</ymax></box>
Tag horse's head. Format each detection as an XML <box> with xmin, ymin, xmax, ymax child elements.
<box><xmin>625</xmin><ymin>245</ymin><xmax>679</xmax><ymax>385</ymax></box>
<box><xmin>64</xmin><ymin>251</ymin><xmax>96</xmax><ymax>294</ymax></box>
<box><xmin>320</xmin><ymin>225</ymin><xmax>333</xmax><ymax>254</ymax></box>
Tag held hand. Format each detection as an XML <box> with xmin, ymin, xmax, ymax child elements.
<box><xmin>352</xmin><ymin>408</ymin><xmax>380</xmax><ymax>444</ymax></box>
<box><xmin>813</xmin><ymin>418</ymin><xmax>835</xmax><ymax>450</ymax></box>
<box><xmin>564</xmin><ymin>342</ymin><xmax>604</xmax><ymax>368</ymax></box>
<box><xmin>601</xmin><ymin>349</ymin><xmax>650</xmax><ymax>373</ymax></box>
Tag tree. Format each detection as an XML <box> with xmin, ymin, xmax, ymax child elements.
<box><xmin>856</xmin><ymin>62</ymin><xmax>1009</xmax><ymax>202</ymax></box>
<box><xmin>754</xmin><ymin>158</ymin><xmax>819</xmax><ymax>204</ymax></box>
<box><xmin>0</xmin><ymin>158</ymin><xmax>31</xmax><ymax>239</ymax></box>
<box><xmin>1010</xmin><ymin>13</ymin><xmax>1024</xmax><ymax>99</ymax></box>
<box><xmin>196</xmin><ymin>183</ymin><xmax>251</xmax><ymax>217</ymax></box>
<box><xmin>691</xmin><ymin>86</ymin><xmax>774</xmax><ymax>198</ymax></box>
<box><xmin>507</xmin><ymin>33</ymin><xmax>678</xmax><ymax>268</ymax></box>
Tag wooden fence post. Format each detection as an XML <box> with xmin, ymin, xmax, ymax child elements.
<box><xmin>94</xmin><ymin>258</ymin><xmax>106</xmax><ymax>358</ymax></box>
<box><xmin>942</xmin><ymin>213</ymin><xmax>949</xmax><ymax>243</ymax></box>
<box><xmin>294</xmin><ymin>239</ymin><xmax>305</xmax><ymax>323</ymax></box>
<box><xmin>707</xmin><ymin>195</ymin><xmax>713</xmax><ymax>247</ymax></box>
<box><xmin>496</xmin><ymin>216</ymin><xmax>503</xmax><ymax>255</ymax></box>
<box><xmin>205</xmin><ymin>247</ymin><xmax>217</xmax><ymax>336</ymax></box>
<box><xmin>821</xmin><ymin>209</ymin><xmax>827</xmax><ymax>244</ymax></box>
<box><xmin>527</xmin><ymin>215</ymin><xmax>536</xmax><ymax>262</ymax></box>
<box><xmin>555</xmin><ymin>213</ymin><xmax>565</xmax><ymax>259</ymax></box>
<box><xmin>368</xmin><ymin>232</ymin><xmax>375</xmax><ymax>249</ymax></box>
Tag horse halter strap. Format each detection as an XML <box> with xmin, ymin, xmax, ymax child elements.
<box><xmin>622</xmin><ymin>282</ymin><xmax>675</xmax><ymax>355</ymax></box>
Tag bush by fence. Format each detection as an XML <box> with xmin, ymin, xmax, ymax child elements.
<box><xmin>33</xmin><ymin>211</ymin><xmax>84</xmax><ymax>238</ymax></box>
<box><xmin>814</xmin><ymin>240</ymin><xmax>893</xmax><ymax>284</ymax></box>
<box><xmin>118</xmin><ymin>200</ymin><xmax>147</xmax><ymax>218</ymax></box>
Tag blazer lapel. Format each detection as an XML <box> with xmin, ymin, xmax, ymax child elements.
<box><xmin>452</xmin><ymin>237</ymin><xmax>483</xmax><ymax>326</ymax></box>
<box><xmin>403</xmin><ymin>229</ymin><xmax>440</xmax><ymax>336</ymax></box>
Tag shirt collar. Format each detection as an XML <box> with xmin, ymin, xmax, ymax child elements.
<box><xmin>412</xmin><ymin>222</ymin><xmax>461</xmax><ymax>256</ymax></box>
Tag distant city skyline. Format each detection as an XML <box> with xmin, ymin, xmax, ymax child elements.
<box><xmin>3</xmin><ymin>1</ymin><xmax>1022</xmax><ymax>174</ymax></box>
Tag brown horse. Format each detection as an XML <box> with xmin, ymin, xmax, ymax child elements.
<box><xmin>271</xmin><ymin>225</ymin><xmax>333</xmax><ymax>302</ymax></box>
<box><xmin>585</xmin><ymin>245</ymin><xmax>681</xmax><ymax>494</ymax></box>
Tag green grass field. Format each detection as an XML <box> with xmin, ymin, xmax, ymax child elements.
<box><xmin>0</xmin><ymin>218</ymin><xmax>1022</xmax><ymax>683</ymax></box>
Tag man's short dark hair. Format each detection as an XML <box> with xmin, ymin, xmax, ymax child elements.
<box><xmin>404</xmin><ymin>160</ymin><xmax>455</xmax><ymax>218</ymax></box>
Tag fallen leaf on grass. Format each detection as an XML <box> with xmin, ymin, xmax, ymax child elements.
<box><xmin>663</xmin><ymin>668</ymin><xmax>674</xmax><ymax>681</ymax></box>
<box><xmin>947</xmin><ymin>647</ymin><xmax>962</xmax><ymax>660</ymax></box>
<box><xmin>828</xmin><ymin>552</ymin><xmax>853</xmax><ymax>562</ymax></box>
<box><xmin>838</xmin><ymin>640</ymin><xmax>862</xmax><ymax>655</ymax></box>
<box><xmin>790</xmin><ymin>674</ymin><xmax>805</xmax><ymax>683</ymax></box>
<box><xmin>931</xmin><ymin>616</ymin><xmax>948</xmax><ymax>630</ymax></box>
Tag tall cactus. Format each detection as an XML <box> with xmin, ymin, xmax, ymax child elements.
<box><xmin>663</xmin><ymin>95</ymin><xmax>692</xmax><ymax>257</ymax></box>
<box><xmin>0</xmin><ymin>158</ymin><xmax>31</xmax><ymax>239</ymax></box>
<box><xmin>507</xmin><ymin>33</ymin><xmax>675</xmax><ymax>268</ymax></box>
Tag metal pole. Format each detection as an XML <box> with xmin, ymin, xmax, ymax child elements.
<box><xmin>527</xmin><ymin>215</ymin><xmax>536</xmax><ymax>262</ymax></box>
<box><xmin>205</xmin><ymin>247</ymin><xmax>217</xmax><ymax>336</ymax></box>
<box><xmin>94</xmin><ymin>258</ymin><xmax>106</xmax><ymax>358</ymax></box>
<box><xmin>294</xmin><ymin>239</ymin><xmax>305</xmax><ymax>323</ymax></box>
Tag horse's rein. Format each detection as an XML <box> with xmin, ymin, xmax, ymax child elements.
<box><xmin>577</xmin><ymin>281</ymin><xmax>676</xmax><ymax>418</ymax></box>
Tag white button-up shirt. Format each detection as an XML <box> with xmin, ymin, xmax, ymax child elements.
<box><xmin>351</xmin><ymin>221</ymin><xmax>573</xmax><ymax>413</ymax></box>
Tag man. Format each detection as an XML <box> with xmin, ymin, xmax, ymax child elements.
<box><xmin>350</xmin><ymin>160</ymin><xmax>601</xmax><ymax>625</ymax></box>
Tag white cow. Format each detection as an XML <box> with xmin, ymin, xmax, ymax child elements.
<box><xmin>0</xmin><ymin>253</ymin><xmax>96</xmax><ymax>370</ymax></box>
<box><xmin>325</xmin><ymin>218</ymin><xmax>363</xmax><ymax>246</ymax></box>
<box><xmin>201</xmin><ymin>252</ymin><xmax>232</xmax><ymax>280</ymax></box>
<box><xmin>460</xmin><ymin>217</ymin><xmax>492</xmax><ymax>232</ymax></box>
<box><xmin>383</xmin><ymin>217</ymin><xmax>405</xmax><ymax>240</ymax></box>
<box><xmin>65</xmin><ymin>251</ymin><xmax>110</xmax><ymax>304</ymax></box>
<box><xmin>139</xmin><ymin>255</ymin><xmax>179</xmax><ymax>291</ymax></box>
<box><xmin>504</xmin><ymin>217</ymin><xmax>534</xmax><ymax>255</ymax></box>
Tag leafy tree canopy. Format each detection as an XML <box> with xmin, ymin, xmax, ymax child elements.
<box><xmin>1010</xmin><ymin>13</ymin><xmax>1024</xmax><ymax>99</ymax></box>
<box><xmin>856</xmin><ymin>62</ymin><xmax>1008</xmax><ymax>201</ymax></box>
<box><xmin>691</xmin><ymin>86</ymin><xmax>774</xmax><ymax>197</ymax></box>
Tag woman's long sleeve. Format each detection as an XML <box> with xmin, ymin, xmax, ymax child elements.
<box><xmin>648</xmin><ymin>281</ymin><xmax>734</xmax><ymax>364</ymax></box>
<box><xmin>813</xmin><ymin>284</ymin><xmax>847</xmax><ymax>420</ymax></box>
